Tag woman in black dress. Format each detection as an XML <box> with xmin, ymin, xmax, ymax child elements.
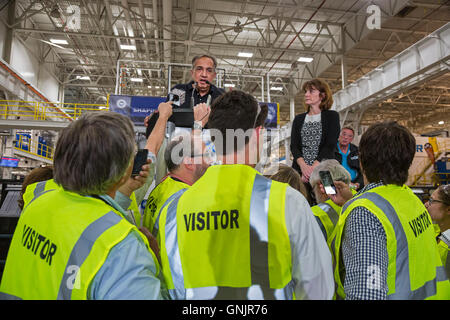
<box><xmin>290</xmin><ymin>79</ymin><xmax>340</xmax><ymax>186</ymax></box>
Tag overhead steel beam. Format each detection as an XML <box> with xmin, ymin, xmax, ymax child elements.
<box><xmin>13</xmin><ymin>27</ymin><xmax>340</xmax><ymax>56</ymax></box>
<box><xmin>333</xmin><ymin>22</ymin><xmax>450</xmax><ymax>116</ymax></box>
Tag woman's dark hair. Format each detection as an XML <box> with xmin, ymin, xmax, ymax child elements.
<box><xmin>302</xmin><ymin>78</ymin><xmax>333</xmax><ymax>112</ymax></box>
<box><xmin>359</xmin><ymin>121</ymin><xmax>415</xmax><ymax>186</ymax></box>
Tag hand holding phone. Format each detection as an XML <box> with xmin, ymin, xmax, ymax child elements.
<box><xmin>319</xmin><ymin>170</ymin><xmax>337</xmax><ymax>195</ymax></box>
<box><xmin>132</xmin><ymin>149</ymin><xmax>149</xmax><ymax>176</ymax></box>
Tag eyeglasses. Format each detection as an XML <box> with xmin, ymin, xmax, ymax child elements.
<box><xmin>194</xmin><ymin>66</ymin><xmax>215</xmax><ymax>74</ymax></box>
<box><xmin>428</xmin><ymin>198</ymin><xmax>444</xmax><ymax>205</ymax></box>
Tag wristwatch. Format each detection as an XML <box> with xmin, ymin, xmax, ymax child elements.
<box><xmin>193</xmin><ymin>121</ymin><xmax>203</xmax><ymax>130</ymax></box>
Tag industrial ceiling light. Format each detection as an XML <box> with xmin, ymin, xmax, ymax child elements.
<box><xmin>438</xmin><ymin>121</ymin><xmax>444</xmax><ymax>125</ymax></box>
<box><xmin>298</xmin><ymin>56</ymin><xmax>313</xmax><ymax>63</ymax></box>
<box><xmin>270</xmin><ymin>86</ymin><xmax>283</xmax><ymax>91</ymax></box>
<box><xmin>130</xmin><ymin>78</ymin><xmax>143</xmax><ymax>82</ymax></box>
<box><xmin>50</xmin><ymin>39</ymin><xmax>68</xmax><ymax>45</ymax></box>
<box><xmin>238</xmin><ymin>52</ymin><xmax>253</xmax><ymax>58</ymax></box>
<box><xmin>120</xmin><ymin>44</ymin><xmax>137</xmax><ymax>50</ymax></box>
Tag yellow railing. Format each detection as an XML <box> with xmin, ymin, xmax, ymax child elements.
<box><xmin>411</xmin><ymin>171</ymin><xmax>450</xmax><ymax>186</ymax></box>
<box><xmin>0</xmin><ymin>100</ymin><xmax>109</xmax><ymax>121</ymax></box>
<box><xmin>14</xmin><ymin>134</ymin><xmax>54</xmax><ymax>161</ymax></box>
<box><xmin>410</xmin><ymin>139</ymin><xmax>450</xmax><ymax>186</ymax></box>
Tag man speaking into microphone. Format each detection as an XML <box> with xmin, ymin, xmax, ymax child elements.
<box><xmin>173</xmin><ymin>55</ymin><xmax>225</xmax><ymax>109</ymax></box>
<box><xmin>145</xmin><ymin>55</ymin><xmax>224</xmax><ymax>132</ymax></box>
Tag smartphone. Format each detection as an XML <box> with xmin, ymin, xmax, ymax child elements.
<box><xmin>168</xmin><ymin>93</ymin><xmax>181</xmax><ymax>107</ymax></box>
<box><xmin>131</xmin><ymin>149</ymin><xmax>149</xmax><ymax>176</ymax></box>
<box><xmin>319</xmin><ymin>170</ymin><xmax>337</xmax><ymax>195</ymax></box>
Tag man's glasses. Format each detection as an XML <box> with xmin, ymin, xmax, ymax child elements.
<box><xmin>428</xmin><ymin>198</ymin><xmax>444</xmax><ymax>205</ymax></box>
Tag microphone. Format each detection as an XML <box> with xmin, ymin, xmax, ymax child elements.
<box><xmin>191</xmin><ymin>81</ymin><xmax>198</xmax><ymax>109</ymax></box>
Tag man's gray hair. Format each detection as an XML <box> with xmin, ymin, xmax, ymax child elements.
<box><xmin>309</xmin><ymin>159</ymin><xmax>351</xmax><ymax>190</ymax></box>
<box><xmin>53</xmin><ymin>112</ymin><xmax>136</xmax><ymax>195</ymax></box>
<box><xmin>191</xmin><ymin>54</ymin><xmax>217</xmax><ymax>70</ymax></box>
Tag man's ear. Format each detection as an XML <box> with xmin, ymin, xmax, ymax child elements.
<box><xmin>182</xmin><ymin>157</ymin><xmax>195</xmax><ymax>171</ymax></box>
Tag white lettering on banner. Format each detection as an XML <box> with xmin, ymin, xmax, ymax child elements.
<box><xmin>366</xmin><ymin>5</ymin><xmax>381</xmax><ymax>30</ymax></box>
<box><xmin>66</xmin><ymin>265</ymin><xmax>81</xmax><ymax>290</ymax></box>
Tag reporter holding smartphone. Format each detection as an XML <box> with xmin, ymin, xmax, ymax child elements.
<box><xmin>309</xmin><ymin>160</ymin><xmax>353</xmax><ymax>244</ymax></box>
<box><xmin>329</xmin><ymin>122</ymin><xmax>450</xmax><ymax>300</ymax></box>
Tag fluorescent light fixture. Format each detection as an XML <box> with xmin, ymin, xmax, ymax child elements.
<box><xmin>224</xmin><ymin>83</ymin><xmax>235</xmax><ymax>88</ymax></box>
<box><xmin>120</xmin><ymin>44</ymin><xmax>137</xmax><ymax>50</ymax></box>
<box><xmin>130</xmin><ymin>78</ymin><xmax>143</xmax><ymax>82</ymax></box>
<box><xmin>438</xmin><ymin>121</ymin><xmax>444</xmax><ymax>125</ymax></box>
<box><xmin>297</xmin><ymin>57</ymin><xmax>313</xmax><ymax>63</ymax></box>
<box><xmin>50</xmin><ymin>39</ymin><xmax>68</xmax><ymax>45</ymax></box>
<box><xmin>270</xmin><ymin>86</ymin><xmax>283</xmax><ymax>91</ymax></box>
<box><xmin>238</xmin><ymin>52</ymin><xmax>253</xmax><ymax>58</ymax></box>
<box><xmin>76</xmin><ymin>75</ymin><xmax>90</xmax><ymax>80</ymax></box>
<box><xmin>147</xmin><ymin>85</ymin><xmax>152</xmax><ymax>88</ymax></box>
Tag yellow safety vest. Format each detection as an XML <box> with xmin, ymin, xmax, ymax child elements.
<box><xmin>437</xmin><ymin>233</ymin><xmax>450</xmax><ymax>280</ymax></box>
<box><xmin>0</xmin><ymin>188</ymin><xmax>154</xmax><ymax>300</ymax></box>
<box><xmin>331</xmin><ymin>184</ymin><xmax>450</xmax><ymax>300</ymax></box>
<box><xmin>158</xmin><ymin>164</ymin><xmax>293</xmax><ymax>300</ymax></box>
<box><xmin>142</xmin><ymin>176</ymin><xmax>189</xmax><ymax>235</ymax></box>
<box><xmin>22</xmin><ymin>178</ymin><xmax>60</xmax><ymax>208</ymax></box>
<box><xmin>311</xmin><ymin>199</ymin><xmax>341</xmax><ymax>243</ymax></box>
<box><xmin>24</xmin><ymin>179</ymin><xmax>141</xmax><ymax>226</ymax></box>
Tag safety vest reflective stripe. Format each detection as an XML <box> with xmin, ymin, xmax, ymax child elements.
<box><xmin>57</xmin><ymin>211</ymin><xmax>122</xmax><ymax>300</ymax></box>
<box><xmin>318</xmin><ymin>203</ymin><xmax>339</xmax><ymax>226</ymax></box>
<box><xmin>152</xmin><ymin>188</ymin><xmax>187</xmax><ymax>238</ymax></box>
<box><xmin>164</xmin><ymin>194</ymin><xmax>186</xmax><ymax>300</ymax></box>
<box><xmin>438</xmin><ymin>233</ymin><xmax>450</xmax><ymax>279</ymax></box>
<box><xmin>34</xmin><ymin>181</ymin><xmax>47</xmax><ymax>198</ymax></box>
<box><xmin>25</xmin><ymin>189</ymin><xmax>55</xmax><ymax>212</ymax></box>
<box><xmin>164</xmin><ymin>174</ymin><xmax>274</xmax><ymax>299</ymax></box>
<box><xmin>342</xmin><ymin>192</ymin><xmax>446</xmax><ymax>300</ymax></box>
<box><xmin>0</xmin><ymin>292</ymin><xmax>21</xmax><ymax>299</ymax></box>
<box><xmin>314</xmin><ymin>216</ymin><xmax>327</xmax><ymax>241</ymax></box>
<box><xmin>249</xmin><ymin>174</ymin><xmax>271</xmax><ymax>287</ymax></box>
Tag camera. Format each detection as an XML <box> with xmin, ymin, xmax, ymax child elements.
<box><xmin>168</xmin><ymin>93</ymin><xmax>181</xmax><ymax>107</ymax></box>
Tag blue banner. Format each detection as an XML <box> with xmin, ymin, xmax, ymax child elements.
<box><xmin>109</xmin><ymin>94</ymin><xmax>279</xmax><ymax>128</ymax></box>
<box><xmin>108</xmin><ymin>94</ymin><xmax>166</xmax><ymax>126</ymax></box>
<box><xmin>260</xmin><ymin>102</ymin><xmax>279</xmax><ymax>129</ymax></box>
